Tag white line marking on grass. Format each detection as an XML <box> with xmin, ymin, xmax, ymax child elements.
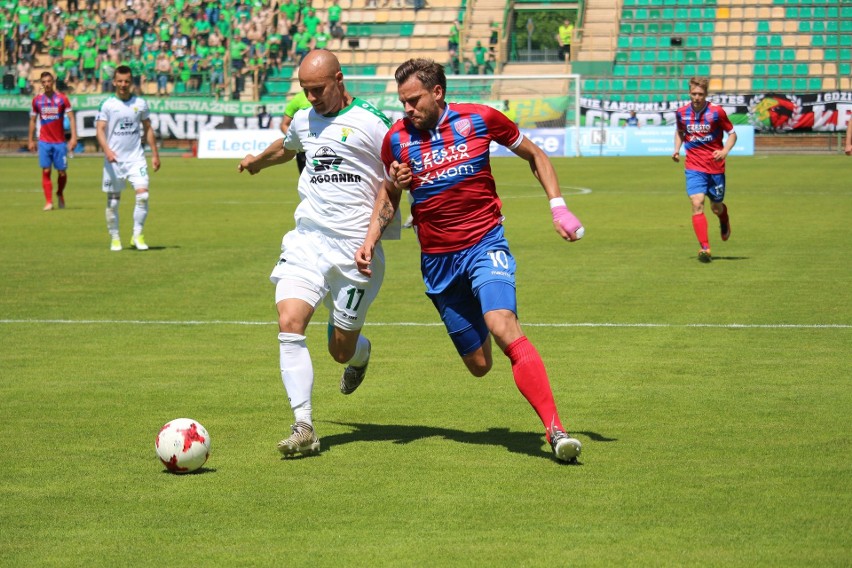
<box><xmin>0</xmin><ymin>319</ymin><xmax>848</xmax><ymax>329</ymax></box>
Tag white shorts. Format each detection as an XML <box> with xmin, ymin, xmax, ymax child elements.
<box><xmin>102</xmin><ymin>159</ymin><xmax>150</xmax><ymax>193</ymax></box>
<box><xmin>270</xmin><ymin>227</ymin><xmax>385</xmax><ymax>331</ymax></box>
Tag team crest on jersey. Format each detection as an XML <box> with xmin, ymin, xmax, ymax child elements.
<box><xmin>453</xmin><ymin>119</ymin><xmax>471</xmax><ymax>137</ymax></box>
<box><xmin>312</xmin><ymin>146</ymin><xmax>344</xmax><ymax>171</ymax></box>
<box><xmin>340</xmin><ymin>127</ymin><xmax>351</xmax><ymax>142</ymax></box>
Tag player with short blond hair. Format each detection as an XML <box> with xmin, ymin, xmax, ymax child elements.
<box><xmin>673</xmin><ymin>77</ymin><xmax>737</xmax><ymax>263</ymax></box>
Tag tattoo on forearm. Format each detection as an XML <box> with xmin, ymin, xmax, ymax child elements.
<box><xmin>377</xmin><ymin>199</ymin><xmax>395</xmax><ymax>234</ymax></box>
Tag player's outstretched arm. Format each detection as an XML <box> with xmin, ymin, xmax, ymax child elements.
<box><xmin>237</xmin><ymin>138</ymin><xmax>293</xmax><ymax>175</ymax></box>
<box><xmin>511</xmin><ymin>137</ymin><xmax>583</xmax><ymax>241</ymax></box>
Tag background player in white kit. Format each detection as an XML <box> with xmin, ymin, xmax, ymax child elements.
<box><xmin>95</xmin><ymin>65</ymin><xmax>160</xmax><ymax>252</ymax></box>
<box><xmin>238</xmin><ymin>50</ymin><xmax>398</xmax><ymax>456</ymax></box>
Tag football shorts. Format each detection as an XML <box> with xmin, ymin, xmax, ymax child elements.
<box><xmin>270</xmin><ymin>226</ymin><xmax>385</xmax><ymax>331</ymax></box>
<box><xmin>422</xmin><ymin>225</ymin><xmax>518</xmax><ymax>356</ymax></box>
<box><xmin>38</xmin><ymin>141</ymin><xmax>68</xmax><ymax>170</ymax></box>
<box><xmin>101</xmin><ymin>159</ymin><xmax>150</xmax><ymax>192</ymax></box>
<box><xmin>685</xmin><ymin>169</ymin><xmax>726</xmax><ymax>202</ymax></box>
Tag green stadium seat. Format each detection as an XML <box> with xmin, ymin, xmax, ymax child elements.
<box><xmin>638</xmin><ymin>94</ymin><xmax>651</xmax><ymax>103</ymax></box>
<box><xmin>660</xmin><ymin>22</ymin><xmax>673</xmax><ymax>34</ymax></box>
<box><xmin>794</xmin><ymin>63</ymin><xmax>808</xmax><ymax>75</ymax></box>
<box><xmin>794</xmin><ymin>78</ymin><xmax>808</xmax><ymax>91</ymax></box>
<box><xmin>626</xmin><ymin>79</ymin><xmax>638</xmax><ymax>90</ymax></box>
<box><xmin>646</xmin><ymin>36</ymin><xmax>658</xmax><ymax>49</ymax></box>
<box><xmin>647</xmin><ymin>22</ymin><xmax>660</xmax><ymax>33</ymax></box>
<box><xmin>697</xmin><ymin>64</ymin><xmax>710</xmax><ymax>75</ymax></box>
<box><xmin>662</xmin><ymin>8</ymin><xmax>675</xmax><ymax>19</ymax></box>
<box><xmin>757</xmin><ymin>21</ymin><xmax>770</xmax><ymax>33</ymax></box>
<box><xmin>767</xmin><ymin>63</ymin><xmax>780</xmax><ymax>75</ymax></box>
<box><xmin>782</xmin><ymin>49</ymin><xmax>795</xmax><ymax>60</ymax></box>
<box><xmin>612</xmin><ymin>79</ymin><xmax>625</xmax><ymax>91</ymax></box>
<box><xmin>616</xmin><ymin>51</ymin><xmax>628</xmax><ymax>63</ymax></box>
<box><xmin>840</xmin><ymin>63</ymin><xmax>852</xmax><ymax>76</ymax></box>
<box><xmin>654</xmin><ymin>65</ymin><xmax>668</xmax><ymax>76</ymax></box>
<box><xmin>620</xmin><ymin>23</ymin><xmax>632</xmax><ymax>34</ymax></box>
<box><xmin>781</xmin><ymin>63</ymin><xmax>794</xmax><ymax>76</ymax></box>
<box><xmin>613</xmin><ymin>64</ymin><xmax>627</xmax><ymax>77</ymax></box>
<box><xmin>798</xmin><ymin>21</ymin><xmax>811</xmax><ymax>33</ymax></box>
<box><xmin>640</xmin><ymin>79</ymin><xmax>652</xmax><ymax>90</ymax></box>
<box><xmin>698</xmin><ymin>51</ymin><xmax>712</xmax><ymax>63</ymax></box>
<box><xmin>780</xmin><ymin>78</ymin><xmax>793</xmax><ymax>91</ymax></box>
<box><xmin>754</xmin><ymin>50</ymin><xmax>768</xmax><ymax>62</ymax></box>
<box><xmin>618</xmin><ymin>37</ymin><xmax>630</xmax><ymax>49</ymax></box>
<box><xmin>756</xmin><ymin>36</ymin><xmax>769</xmax><ymax>47</ymax></box>
<box><xmin>629</xmin><ymin>51</ymin><xmax>643</xmax><ymax>63</ymax></box>
<box><xmin>632</xmin><ymin>23</ymin><xmax>646</xmax><ymax>34</ymax></box>
<box><xmin>752</xmin><ymin>78</ymin><xmax>766</xmax><ymax>90</ymax></box>
<box><xmin>685</xmin><ymin>51</ymin><xmax>698</xmax><ymax>63</ymax></box>
<box><xmin>754</xmin><ymin>64</ymin><xmax>767</xmax><ymax>76</ymax></box>
<box><xmin>766</xmin><ymin>78</ymin><xmax>780</xmax><ymax>90</ymax></box>
<box><xmin>657</xmin><ymin>50</ymin><xmax>672</xmax><ymax>63</ymax></box>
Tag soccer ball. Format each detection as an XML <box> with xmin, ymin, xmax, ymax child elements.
<box><xmin>155</xmin><ymin>418</ymin><xmax>211</xmax><ymax>474</ymax></box>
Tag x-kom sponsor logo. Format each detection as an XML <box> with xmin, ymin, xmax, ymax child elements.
<box><xmin>411</xmin><ymin>139</ymin><xmax>474</xmax><ymax>185</ymax></box>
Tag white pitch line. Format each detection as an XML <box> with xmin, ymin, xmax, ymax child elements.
<box><xmin>0</xmin><ymin>319</ymin><xmax>848</xmax><ymax>329</ymax></box>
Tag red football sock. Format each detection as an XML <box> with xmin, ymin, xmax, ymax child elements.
<box><xmin>504</xmin><ymin>336</ymin><xmax>564</xmax><ymax>441</ymax></box>
<box><xmin>692</xmin><ymin>213</ymin><xmax>709</xmax><ymax>249</ymax></box>
<box><xmin>57</xmin><ymin>172</ymin><xmax>67</xmax><ymax>195</ymax></box>
<box><xmin>42</xmin><ymin>171</ymin><xmax>53</xmax><ymax>202</ymax></box>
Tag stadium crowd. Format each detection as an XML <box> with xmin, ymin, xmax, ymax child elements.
<box><xmin>1</xmin><ymin>0</ymin><xmax>352</xmax><ymax>98</ymax></box>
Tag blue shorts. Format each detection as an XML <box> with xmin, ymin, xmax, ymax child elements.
<box><xmin>38</xmin><ymin>141</ymin><xmax>68</xmax><ymax>171</ymax></box>
<box><xmin>685</xmin><ymin>169</ymin><xmax>726</xmax><ymax>202</ymax></box>
<box><xmin>422</xmin><ymin>225</ymin><xmax>517</xmax><ymax>356</ymax></box>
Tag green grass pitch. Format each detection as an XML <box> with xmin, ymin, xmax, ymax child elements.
<box><xmin>0</xmin><ymin>154</ymin><xmax>849</xmax><ymax>566</ymax></box>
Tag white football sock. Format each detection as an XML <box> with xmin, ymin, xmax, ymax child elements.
<box><xmin>278</xmin><ymin>332</ymin><xmax>313</xmax><ymax>423</ymax></box>
<box><xmin>105</xmin><ymin>193</ymin><xmax>120</xmax><ymax>238</ymax></box>
<box><xmin>133</xmin><ymin>191</ymin><xmax>149</xmax><ymax>235</ymax></box>
<box><xmin>346</xmin><ymin>334</ymin><xmax>371</xmax><ymax>368</ymax></box>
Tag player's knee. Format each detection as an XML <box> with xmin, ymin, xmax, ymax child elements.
<box><xmin>107</xmin><ymin>193</ymin><xmax>120</xmax><ymax>207</ymax></box>
<box><xmin>135</xmin><ymin>191</ymin><xmax>149</xmax><ymax>203</ymax></box>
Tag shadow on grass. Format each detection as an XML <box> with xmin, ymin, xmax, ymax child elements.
<box><xmin>159</xmin><ymin>466</ymin><xmax>217</xmax><ymax>475</ymax></box>
<box><xmin>317</xmin><ymin>421</ymin><xmax>616</xmax><ymax>463</ymax></box>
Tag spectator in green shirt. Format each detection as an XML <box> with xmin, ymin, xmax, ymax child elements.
<box><xmin>80</xmin><ymin>39</ymin><xmax>99</xmax><ymax>92</ymax></box>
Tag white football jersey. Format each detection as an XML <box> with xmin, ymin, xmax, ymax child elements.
<box><xmin>284</xmin><ymin>97</ymin><xmax>393</xmax><ymax>240</ymax></box>
<box><xmin>96</xmin><ymin>94</ymin><xmax>151</xmax><ymax>163</ymax></box>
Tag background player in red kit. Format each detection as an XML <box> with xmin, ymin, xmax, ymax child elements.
<box><xmin>673</xmin><ymin>77</ymin><xmax>737</xmax><ymax>263</ymax></box>
<box><xmin>356</xmin><ymin>58</ymin><xmax>585</xmax><ymax>463</ymax></box>
<box><xmin>28</xmin><ymin>71</ymin><xmax>78</xmax><ymax>211</ymax></box>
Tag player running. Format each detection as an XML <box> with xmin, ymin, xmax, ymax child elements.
<box><xmin>356</xmin><ymin>58</ymin><xmax>585</xmax><ymax>463</ymax></box>
<box><xmin>238</xmin><ymin>49</ymin><xmax>398</xmax><ymax>457</ymax></box>
<box><xmin>673</xmin><ymin>77</ymin><xmax>737</xmax><ymax>263</ymax></box>
<box><xmin>95</xmin><ymin>65</ymin><xmax>160</xmax><ymax>252</ymax></box>
<box><xmin>28</xmin><ymin>71</ymin><xmax>77</xmax><ymax>211</ymax></box>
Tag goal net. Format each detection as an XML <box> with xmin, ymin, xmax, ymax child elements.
<box><xmin>345</xmin><ymin>74</ymin><xmax>582</xmax><ymax>156</ymax></box>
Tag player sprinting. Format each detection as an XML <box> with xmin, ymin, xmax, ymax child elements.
<box><xmin>238</xmin><ymin>50</ymin><xmax>398</xmax><ymax>457</ymax></box>
<box><xmin>355</xmin><ymin>58</ymin><xmax>585</xmax><ymax>463</ymax></box>
<box><xmin>28</xmin><ymin>71</ymin><xmax>77</xmax><ymax>211</ymax></box>
<box><xmin>673</xmin><ymin>77</ymin><xmax>737</xmax><ymax>263</ymax></box>
<box><xmin>95</xmin><ymin>65</ymin><xmax>160</xmax><ymax>252</ymax></box>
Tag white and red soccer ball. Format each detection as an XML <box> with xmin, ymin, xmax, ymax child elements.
<box><xmin>155</xmin><ymin>418</ymin><xmax>211</xmax><ymax>474</ymax></box>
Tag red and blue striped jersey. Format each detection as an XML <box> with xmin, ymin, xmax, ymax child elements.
<box><xmin>381</xmin><ymin>103</ymin><xmax>522</xmax><ymax>254</ymax></box>
<box><xmin>32</xmin><ymin>92</ymin><xmax>72</xmax><ymax>144</ymax></box>
<box><xmin>675</xmin><ymin>102</ymin><xmax>734</xmax><ymax>174</ymax></box>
